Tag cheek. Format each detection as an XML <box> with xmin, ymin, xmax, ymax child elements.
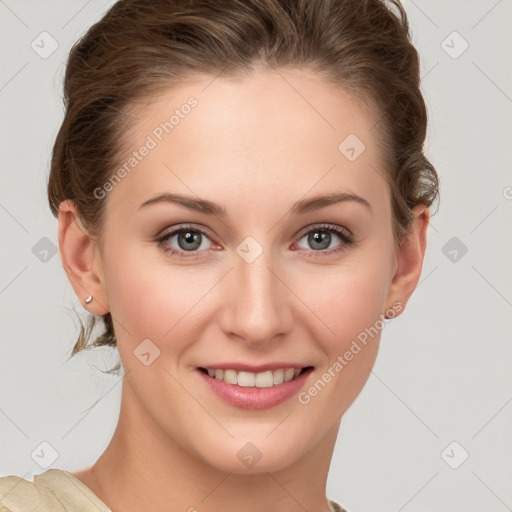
<box><xmin>103</xmin><ymin>242</ymin><xmax>222</xmax><ymax>363</ymax></box>
<box><xmin>295</xmin><ymin>246</ymin><xmax>393</xmax><ymax>405</ymax></box>
<box><xmin>302</xmin><ymin>250</ymin><xmax>393</xmax><ymax>347</ymax></box>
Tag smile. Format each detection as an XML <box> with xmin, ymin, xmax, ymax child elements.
<box><xmin>196</xmin><ymin>365</ymin><xmax>314</xmax><ymax>410</ymax></box>
<box><xmin>198</xmin><ymin>367</ymin><xmax>313</xmax><ymax>388</ymax></box>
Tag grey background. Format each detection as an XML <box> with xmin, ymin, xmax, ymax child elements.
<box><xmin>1</xmin><ymin>1</ymin><xmax>511</xmax><ymax>511</ymax></box>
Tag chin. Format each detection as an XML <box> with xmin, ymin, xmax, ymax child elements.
<box><xmin>190</xmin><ymin>430</ymin><xmax>315</xmax><ymax>475</ymax></box>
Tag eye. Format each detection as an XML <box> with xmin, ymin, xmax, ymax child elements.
<box><xmin>155</xmin><ymin>222</ymin><xmax>354</xmax><ymax>259</ymax></box>
<box><xmin>294</xmin><ymin>224</ymin><xmax>354</xmax><ymax>255</ymax></box>
<box><xmin>156</xmin><ymin>224</ymin><xmax>215</xmax><ymax>258</ymax></box>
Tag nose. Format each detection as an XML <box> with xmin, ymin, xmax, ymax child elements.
<box><xmin>218</xmin><ymin>244</ymin><xmax>293</xmax><ymax>347</ymax></box>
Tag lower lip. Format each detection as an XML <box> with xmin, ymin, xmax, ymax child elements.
<box><xmin>197</xmin><ymin>368</ymin><xmax>313</xmax><ymax>410</ymax></box>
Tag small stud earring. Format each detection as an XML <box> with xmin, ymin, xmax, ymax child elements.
<box><xmin>85</xmin><ymin>295</ymin><xmax>93</xmax><ymax>304</ymax></box>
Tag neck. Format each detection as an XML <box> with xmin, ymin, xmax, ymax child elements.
<box><xmin>82</xmin><ymin>378</ymin><xmax>340</xmax><ymax>512</ymax></box>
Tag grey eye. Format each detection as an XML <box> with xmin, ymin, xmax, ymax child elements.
<box><xmin>296</xmin><ymin>229</ymin><xmax>342</xmax><ymax>251</ymax></box>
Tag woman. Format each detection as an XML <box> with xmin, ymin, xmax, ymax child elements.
<box><xmin>0</xmin><ymin>0</ymin><xmax>439</xmax><ymax>510</ymax></box>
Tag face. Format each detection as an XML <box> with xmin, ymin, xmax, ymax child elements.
<box><xmin>82</xmin><ymin>68</ymin><xmax>405</xmax><ymax>473</ymax></box>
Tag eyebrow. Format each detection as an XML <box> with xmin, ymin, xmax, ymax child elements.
<box><xmin>138</xmin><ymin>191</ymin><xmax>372</xmax><ymax>216</ymax></box>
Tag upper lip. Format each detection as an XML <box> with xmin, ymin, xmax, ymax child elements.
<box><xmin>198</xmin><ymin>362</ymin><xmax>313</xmax><ymax>373</ymax></box>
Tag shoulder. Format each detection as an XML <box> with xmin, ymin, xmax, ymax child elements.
<box><xmin>329</xmin><ymin>499</ymin><xmax>350</xmax><ymax>512</ymax></box>
<box><xmin>0</xmin><ymin>472</ymin><xmax>41</xmax><ymax>511</ymax></box>
<box><xmin>0</xmin><ymin>469</ymin><xmax>111</xmax><ymax>512</ymax></box>
<box><xmin>1</xmin><ymin>471</ymin><xmax>344</xmax><ymax>512</ymax></box>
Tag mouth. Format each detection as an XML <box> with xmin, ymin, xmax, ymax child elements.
<box><xmin>196</xmin><ymin>364</ymin><xmax>315</xmax><ymax>409</ymax></box>
<box><xmin>197</xmin><ymin>366</ymin><xmax>314</xmax><ymax>388</ymax></box>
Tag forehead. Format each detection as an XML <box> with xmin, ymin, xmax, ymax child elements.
<box><xmin>105</xmin><ymin>68</ymin><xmax>390</xmax><ymax>216</ymax></box>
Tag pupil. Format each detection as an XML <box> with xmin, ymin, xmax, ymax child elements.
<box><xmin>179</xmin><ymin>231</ymin><xmax>201</xmax><ymax>251</ymax></box>
<box><xmin>310</xmin><ymin>231</ymin><xmax>330</xmax><ymax>250</ymax></box>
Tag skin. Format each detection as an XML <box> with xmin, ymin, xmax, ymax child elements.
<box><xmin>59</xmin><ymin>67</ymin><xmax>430</xmax><ymax>512</ymax></box>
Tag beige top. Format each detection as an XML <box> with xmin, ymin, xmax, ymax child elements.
<box><xmin>0</xmin><ymin>469</ymin><xmax>349</xmax><ymax>511</ymax></box>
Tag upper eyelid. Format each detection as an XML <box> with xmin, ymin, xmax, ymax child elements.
<box><xmin>295</xmin><ymin>223</ymin><xmax>352</xmax><ymax>239</ymax></box>
<box><xmin>157</xmin><ymin>223</ymin><xmax>215</xmax><ymax>241</ymax></box>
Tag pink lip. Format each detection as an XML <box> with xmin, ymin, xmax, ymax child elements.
<box><xmin>196</xmin><ymin>367</ymin><xmax>314</xmax><ymax>410</ymax></box>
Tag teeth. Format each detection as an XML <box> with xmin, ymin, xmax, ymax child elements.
<box><xmin>273</xmin><ymin>369</ymin><xmax>284</xmax><ymax>385</ymax></box>
<box><xmin>203</xmin><ymin>367</ymin><xmax>307</xmax><ymax>387</ymax></box>
<box><xmin>255</xmin><ymin>371</ymin><xmax>273</xmax><ymax>388</ymax></box>
<box><xmin>223</xmin><ymin>369</ymin><xmax>238</xmax><ymax>385</ymax></box>
<box><xmin>237</xmin><ymin>371</ymin><xmax>255</xmax><ymax>387</ymax></box>
<box><xmin>284</xmin><ymin>368</ymin><xmax>295</xmax><ymax>382</ymax></box>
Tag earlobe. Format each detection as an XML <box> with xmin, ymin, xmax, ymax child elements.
<box><xmin>385</xmin><ymin>204</ymin><xmax>431</xmax><ymax>317</ymax></box>
<box><xmin>58</xmin><ymin>200</ymin><xmax>109</xmax><ymax>315</ymax></box>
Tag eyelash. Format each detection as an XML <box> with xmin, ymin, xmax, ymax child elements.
<box><xmin>155</xmin><ymin>223</ymin><xmax>354</xmax><ymax>259</ymax></box>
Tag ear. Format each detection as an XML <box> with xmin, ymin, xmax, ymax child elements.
<box><xmin>385</xmin><ymin>203</ymin><xmax>431</xmax><ymax>318</ymax></box>
<box><xmin>58</xmin><ymin>200</ymin><xmax>110</xmax><ymax>315</ymax></box>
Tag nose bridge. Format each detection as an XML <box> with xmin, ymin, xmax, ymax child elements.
<box><xmin>221</xmin><ymin>237</ymin><xmax>291</xmax><ymax>344</ymax></box>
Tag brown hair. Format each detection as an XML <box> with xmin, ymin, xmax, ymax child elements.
<box><xmin>48</xmin><ymin>0</ymin><xmax>440</xmax><ymax>368</ymax></box>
